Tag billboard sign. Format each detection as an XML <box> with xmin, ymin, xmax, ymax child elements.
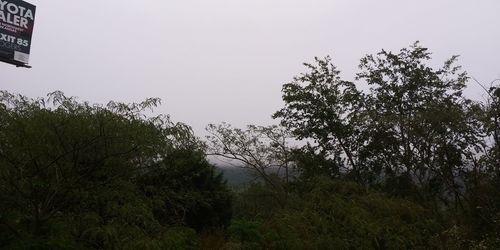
<box><xmin>0</xmin><ymin>0</ymin><xmax>36</xmax><ymax>67</ymax></box>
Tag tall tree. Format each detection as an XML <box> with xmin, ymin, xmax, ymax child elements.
<box><xmin>356</xmin><ymin>42</ymin><xmax>484</xmax><ymax>202</ymax></box>
<box><xmin>273</xmin><ymin>43</ymin><xmax>485</xmax><ymax>204</ymax></box>
<box><xmin>273</xmin><ymin>56</ymin><xmax>363</xmax><ymax>180</ymax></box>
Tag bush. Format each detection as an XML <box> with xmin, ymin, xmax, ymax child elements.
<box><xmin>233</xmin><ymin>177</ymin><xmax>444</xmax><ymax>249</ymax></box>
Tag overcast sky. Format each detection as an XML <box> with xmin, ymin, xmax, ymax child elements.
<box><xmin>2</xmin><ymin>0</ymin><xmax>500</xmax><ymax>135</ymax></box>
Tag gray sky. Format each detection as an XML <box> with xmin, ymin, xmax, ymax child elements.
<box><xmin>2</xmin><ymin>0</ymin><xmax>500</xmax><ymax>135</ymax></box>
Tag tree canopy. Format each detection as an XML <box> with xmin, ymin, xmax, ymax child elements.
<box><xmin>0</xmin><ymin>91</ymin><xmax>231</xmax><ymax>249</ymax></box>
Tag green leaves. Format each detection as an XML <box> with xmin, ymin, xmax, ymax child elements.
<box><xmin>273</xmin><ymin>56</ymin><xmax>362</xmax><ymax>179</ymax></box>
<box><xmin>234</xmin><ymin>178</ymin><xmax>442</xmax><ymax>249</ymax></box>
<box><xmin>274</xmin><ymin>43</ymin><xmax>485</xmax><ymax>195</ymax></box>
<box><xmin>0</xmin><ymin>91</ymin><xmax>231</xmax><ymax>248</ymax></box>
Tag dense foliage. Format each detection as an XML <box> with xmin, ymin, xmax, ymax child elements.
<box><xmin>0</xmin><ymin>91</ymin><xmax>231</xmax><ymax>249</ymax></box>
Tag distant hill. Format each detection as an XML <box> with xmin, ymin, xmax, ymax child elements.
<box><xmin>214</xmin><ymin>165</ymin><xmax>256</xmax><ymax>186</ymax></box>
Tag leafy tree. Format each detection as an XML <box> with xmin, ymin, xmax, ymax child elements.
<box><xmin>356</xmin><ymin>42</ymin><xmax>484</xmax><ymax>204</ymax></box>
<box><xmin>288</xmin><ymin>144</ymin><xmax>340</xmax><ymax>180</ymax></box>
<box><xmin>480</xmin><ymin>80</ymin><xmax>500</xmax><ymax>174</ymax></box>
<box><xmin>0</xmin><ymin>91</ymin><xmax>231</xmax><ymax>248</ymax></box>
<box><xmin>273</xmin><ymin>56</ymin><xmax>363</xmax><ymax>181</ymax></box>
<box><xmin>274</xmin><ymin>43</ymin><xmax>484</xmax><ymax>205</ymax></box>
<box><xmin>137</xmin><ymin>147</ymin><xmax>232</xmax><ymax>232</ymax></box>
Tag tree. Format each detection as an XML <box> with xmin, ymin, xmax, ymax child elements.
<box><xmin>356</xmin><ymin>42</ymin><xmax>484</xmax><ymax>203</ymax></box>
<box><xmin>273</xmin><ymin>43</ymin><xmax>485</xmax><ymax>205</ymax></box>
<box><xmin>137</xmin><ymin>147</ymin><xmax>232</xmax><ymax>232</ymax></box>
<box><xmin>206</xmin><ymin>123</ymin><xmax>293</xmax><ymax>205</ymax></box>
<box><xmin>479</xmin><ymin>80</ymin><xmax>500</xmax><ymax>174</ymax></box>
<box><xmin>0</xmin><ymin>91</ymin><xmax>231</xmax><ymax>248</ymax></box>
<box><xmin>272</xmin><ymin>56</ymin><xmax>363</xmax><ymax>181</ymax></box>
